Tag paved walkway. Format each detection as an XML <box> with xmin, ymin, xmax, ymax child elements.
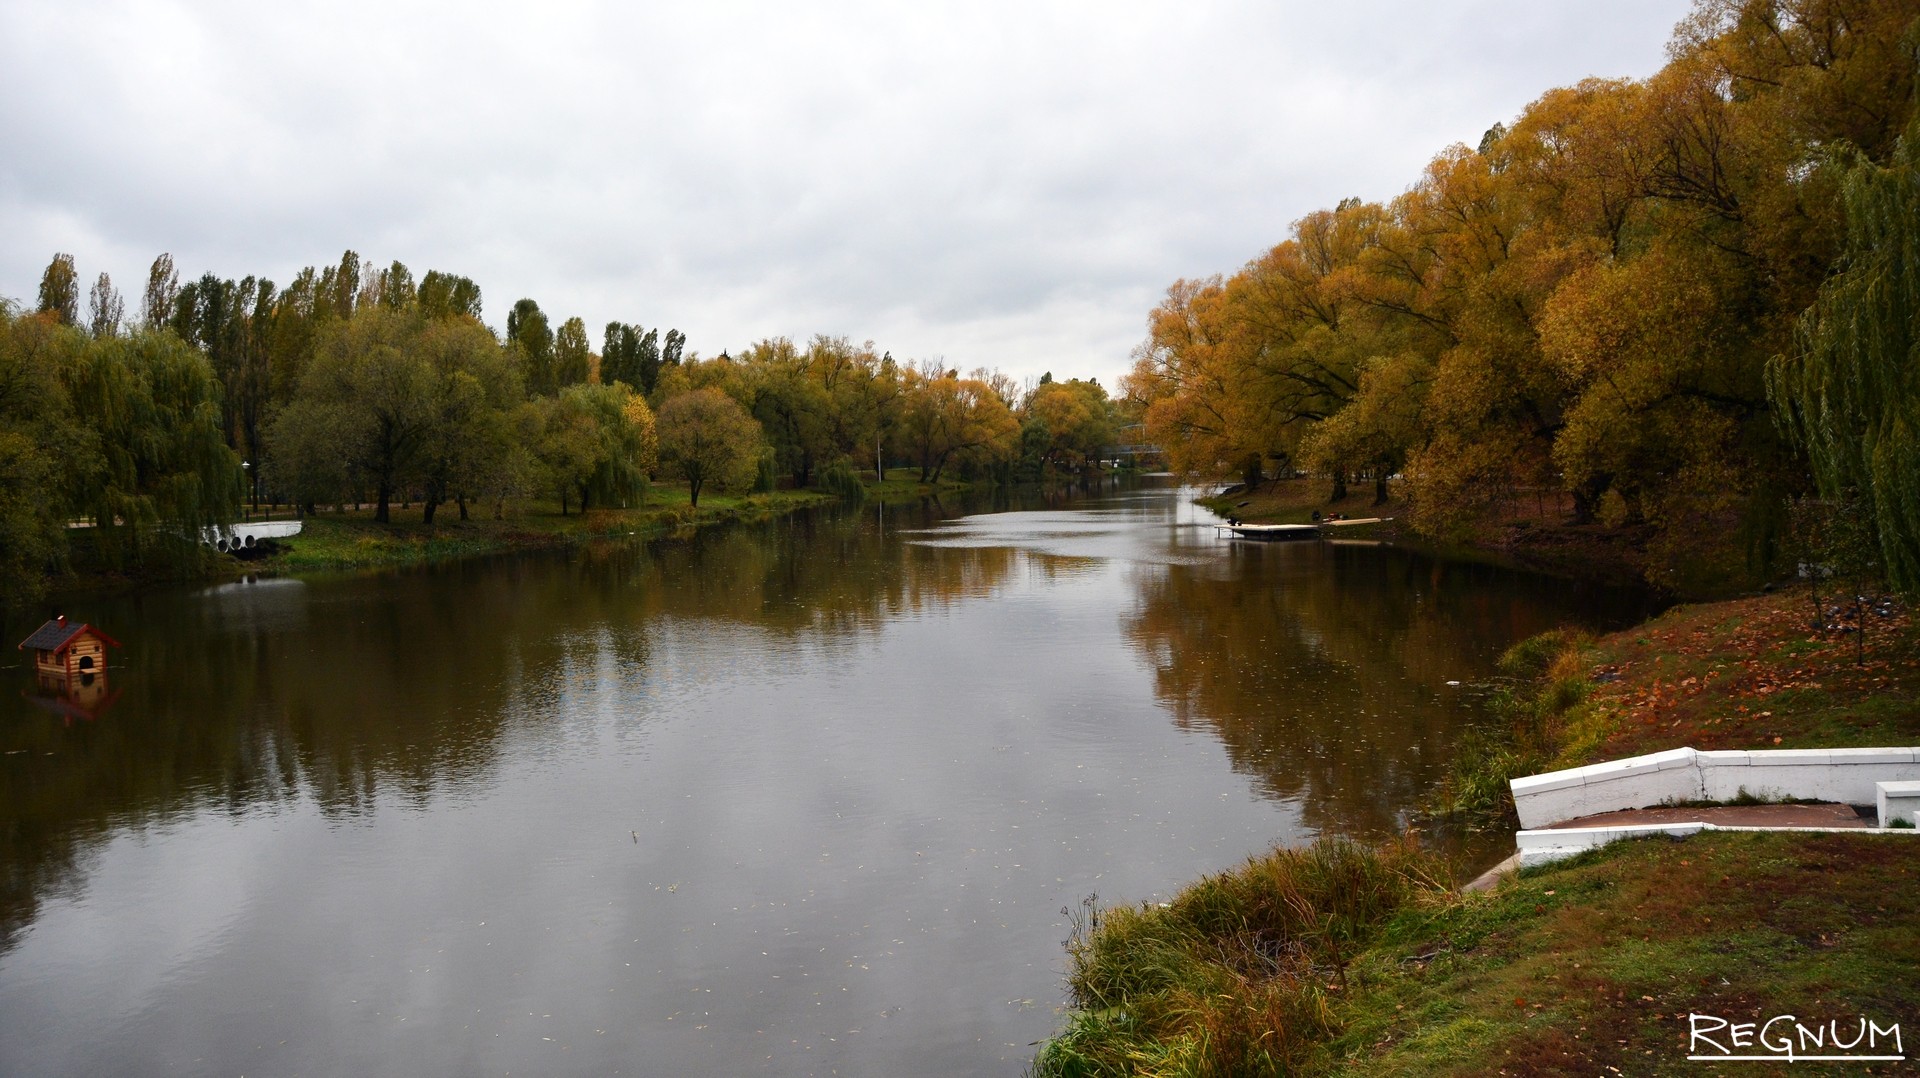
<box><xmin>1462</xmin><ymin>801</ymin><xmax>1873</xmax><ymax>891</ymax></box>
<box><xmin>1540</xmin><ymin>802</ymin><xmax>1870</xmax><ymax>830</ymax></box>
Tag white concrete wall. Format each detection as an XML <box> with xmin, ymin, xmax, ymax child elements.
<box><xmin>1879</xmin><ymin>781</ymin><xmax>1920</xmax><ymax>828</ymax></box>
<box><xmin>1509</xmin><ymin>746</ymin><xmax>1920</xmax><ymax>829</ymax></box>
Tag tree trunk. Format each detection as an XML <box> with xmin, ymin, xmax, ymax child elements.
<box><xmin>457</xmin><ymin>494</ymin><xmax>470</xmax><ymax>521</ymax></box>
<box><xmin>1570</xmin><ymin>474</ymin><xmax>1610</xmax><ymax>525</ymax></box>
<box><xmin>1374</xmin><ymin>473</ymin><xmax>1389</xmax><ymax>506</ymax></box>
<box><xmin>423</xmin><ymin>498</ymin><xmax>438</xmax><ymax>525</ymax></box>
<box><xmin>1329</xmin><ymin>470</ymin><xmax>1347</xmax><ymax>503</ymax></box>
<box><xmin>376</xmin><ymin>482</ymin><xmax>392</xmax><ymax>523</ymax></box>
<box><xmin>689</xmin><ymin>478</ymin><xmax>703</xmax><ymax>507</ymax></box>
<box><xmin>560</xmin><ymin>488</ymin><xmax>569</xmax><ymax>516</ymax></box>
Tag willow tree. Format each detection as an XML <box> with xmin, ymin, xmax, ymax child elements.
<box><xmin>0</xmin><ymin>305</ymin><xmax>88</xmax><ymax>603</ymax></box>
<box><xmin>1768</xmin><ymin>122</ymin><xmax>1920</xmax><ymax>595</ymax></box>
<box><xmin>60</xmin><ymin>328</ymin><xmax>242</xmax><ymax>568</ymax></box>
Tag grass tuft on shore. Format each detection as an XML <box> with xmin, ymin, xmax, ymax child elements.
<box><xmin>1035</xmin><ymin>836</ymin><xmax>1444</xmax><ymax>1077</ymax></box>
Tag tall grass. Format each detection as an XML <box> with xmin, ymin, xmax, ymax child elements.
<box><xmin>1033</xmin><ymin>836</ymin><xmax>1443</xmax><ymax>1077</ymax></box>
<box><xmin>1432</xmin><ymin>629</ymin><xmax>1594</xmax><ymax>824</ymax></box>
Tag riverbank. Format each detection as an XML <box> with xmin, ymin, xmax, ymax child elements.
<box><xmin>1197</xmin><ymin>478</ymin><xmax>1673</xmax><ymax>592</ymax></box>
<box><xmin>1437</xmin><ymin>586</ymin><xmax>1920</xmax><ymax>823</ymax></box>
<box><xmin>40</xmin><ymin>476</ymin><xmax>995</xmax><ymax>598</ymax></box>
<box><xmin>1036</xmin><ymin>583</ymin><xmax>1920</xmax><ymax>1073</ymax></box>
<box><xmin>1035</xmin><ymin>829</ymin><xmax>1920</xmax><ymax>1076</ymax></box>
<box><xmin>259</xmin><ymin>488</ymin><xmax>844</xmax><ymax>573</ymax></box>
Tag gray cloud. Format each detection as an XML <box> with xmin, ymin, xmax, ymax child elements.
<box><xmin>2</xmin><ymin>0</ymin><xmax>1694</xmax><ymax>385</ymax></box>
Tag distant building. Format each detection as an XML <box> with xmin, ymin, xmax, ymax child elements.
<box><xmin>17</xmin><ymin>615</ymin><xmax>121</xmax><ymax>679</ymax></box>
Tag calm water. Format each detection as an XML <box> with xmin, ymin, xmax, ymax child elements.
<box><xmin>0</xmin><ymin>480</ymin><xmax>1648</xmax><ymax>1076</ymax></box>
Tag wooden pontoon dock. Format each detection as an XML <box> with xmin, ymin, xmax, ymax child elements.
<box><xmin>1214</xmin><ymin>517</ymin><xmax>1392</xmax><ymax>541</ymax></box>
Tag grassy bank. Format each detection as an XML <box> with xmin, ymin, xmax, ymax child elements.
<box><xmin>1039</xmin><ymin>583</ymin><xmax>1920</xmax><ymax>1073</ymax></box>
<box><xmin>257</xmin><ymin>487</ymin><xmax>843</xmax><ymax>573</ymax></box>
<box><xmin>1436</xmin><ymin>587</ymin><xmax>1920</xmax><ymax>824</ymax></box>
<box><xmin>1035</xmin><ymin>830</ymin><xmax>1920</xmax><ymax>1076</ymax></box>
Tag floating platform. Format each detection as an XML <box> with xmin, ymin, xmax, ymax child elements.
<box><xmin>1214</xmin><ymin>517</ymin><xmax>1392</xmax><ymax>541</ymax></box>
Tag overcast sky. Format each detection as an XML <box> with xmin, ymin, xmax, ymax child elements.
<box><xmin>2</xmin><ymin>0</ymin><xmax>1696</xmax><ymax>387</ymax></box>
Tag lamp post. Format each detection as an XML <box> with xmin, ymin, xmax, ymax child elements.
<box><xmin>242</xmin><ymin>461</ymin><xmax>252</xmax><ymax>522</ymax></box>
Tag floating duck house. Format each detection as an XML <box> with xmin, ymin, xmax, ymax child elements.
<box><xmin>17</xmin><ymin>616</ymin><xmax>120</xmax><ymax>678</ymax></box>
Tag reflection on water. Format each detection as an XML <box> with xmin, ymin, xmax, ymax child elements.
<box><xmin>1126</xmin><ymin>539</ymin><xmax>1647</xmax><ymax>834</ymax></box>
<box><xmin>0</xmin><ymin>480</ymin><xmax>1648</xmax><ymax>1076</ymax></box>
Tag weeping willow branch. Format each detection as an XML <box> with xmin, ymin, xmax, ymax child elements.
<box><xmin>1767</xmin><ymin>117</ymin><xmax>1920</xmax><ymax>596</ymax></box>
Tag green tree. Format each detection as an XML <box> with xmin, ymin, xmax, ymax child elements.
<box><xmin>601</xmin><ymin>322</ymin><xmax>640</xmax><ymax>389</ymax></box>
<box><xmin>555</xmin><ymin>316</ymin><xmax>592</xmax><ymax>388</ymax></box>
<box><xmin>738</xmin><ymin>337</ymin><xmax>833</xmax><ymax>487</ymax></box>
<box><xmin>271</xmin><ymin>306</ymin><xmax>431</xmax><ymax>522</ymax></box>
<box><xmin>413</xmin><ymin>316</ymin><xmax>521</xmax><ymax>523</ymax></box>
<box><xmin>418</xmin><ymin>271</ymin><xmax>483</xmax><ymax>321</ymax></box>
<box><xmin>657</xmin><ymin>387</ymin><xmax>761</xmax><ymax>506</ymax></box>
<box><xmin>0</xmin><ymin>305</ymin><xmax>88</xmax><ymax>605</ymax></box>
<box><xmin>507</xmin><ymin>298</ymin><xmax>556</xmax><ymax>396</ymax></box>
<box><xmin>58</xmin><ymin>327</ymin><xmax>242</xmax><ymax>568</ymax></box>
<box><xmin>372</xmin><ymin>261</ymin><xmax>416</xmax><ymax>311</ymax></box>
<box><xmin>1769</xmin><ymin>115</ymin><xmax>1920</xmax><ymax>595</ymax></box>
<box><xmin>529</xmin><ymin>382</ymin><xmax>657</xmax><ymax>514</ymax></box>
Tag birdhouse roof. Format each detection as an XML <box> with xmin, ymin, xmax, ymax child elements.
<box><xmin>17</xmin><ymin>619</ymin><xmax>121</xmax><ymax>653</ymax></box>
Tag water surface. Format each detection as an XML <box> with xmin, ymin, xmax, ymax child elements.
<box><xmin>0</xmin><ymin>481</ymin><xmax>1648</xmax><ymax>1075</ymax></box>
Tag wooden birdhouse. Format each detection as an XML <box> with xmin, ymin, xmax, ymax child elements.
<box><xmin>17</xmin><ymin>615</ymin><xmax>121</xmax><ymax>678</ymax></box>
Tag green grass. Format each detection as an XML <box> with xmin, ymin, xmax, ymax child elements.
<box><xmin>1032</xmin><ymin>836</ymin><xmax>1441</xmax><ymax>1077</ymax></box>
<box><xmin>1034</xmin><ymin>831</ymin><xmax>1920</xmax><ymax>1076</ymax></box>
<box><xmin>257</xmin><ymin>487</ymin><xmax>838</xmax><ymax>573</ymax></box>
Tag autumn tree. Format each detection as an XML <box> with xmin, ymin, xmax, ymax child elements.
<box><xmin>1024</xmin><ymin>378</ymin><xmax>1115</xmax><ymax>472</ymax></box>
<box><xmin>36</xmin><ymin>253</ymin><xmax>79</xmax><ymax>326</ymax></box>
<box><xmin>87</xmin><ymin>273</ymin><xmax>123</xmax><ymax>339</ymax></box>
<box><xmin>142</xmin><ymin>253</ymin><xmax>180</xmax><ymax>330</ymax></box>
<box><xmin>899</xmin><ymin>367</ymin><xmax>1019</xmax><ymax>483</ymax></box>
<box><xmin>657</xmin><ymin>387</ymin><xmax>761</xmax><ymax>506</ymax></box>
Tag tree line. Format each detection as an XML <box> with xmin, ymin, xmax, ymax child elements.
<box><xmin>2</xmin><ymin>250</ymin><xmax>1129</xmax><ymax>605</ymax></box>
<box><xmin>1124</xmin><ymin>0</ymin><xmax>1920</xmax><ymax>591</ymax></box>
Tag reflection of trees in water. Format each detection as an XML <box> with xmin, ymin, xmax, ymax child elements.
<box><xmin>0</xmin><ymin>571</ymin><xmax>551</xmax><ymax>948</ymax></box>
<box><xmin>559</xmin><ymin>504</ymin><xmax>1020</xmax><ymax>636</ymax></box>
<box><xmin>0</xmin><ymin>498</ymin><xmax>1028</xmax><ymax>952</ymax></box>
<box><xmin>1124</xmin><ymin>542</ymin><xmax>1647</xmax><ymax>836</ymax></box>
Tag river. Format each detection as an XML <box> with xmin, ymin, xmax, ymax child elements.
<box><xmin>0</xmin><ymin>479</ymin><xmax>1650</xmax><ymax>1076</ymax></box>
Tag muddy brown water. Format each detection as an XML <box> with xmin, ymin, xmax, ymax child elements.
<box><xmin>0</xmin><ymin>479</ymin><xmax>1652</xmax><ymax>1076</ymax></box>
